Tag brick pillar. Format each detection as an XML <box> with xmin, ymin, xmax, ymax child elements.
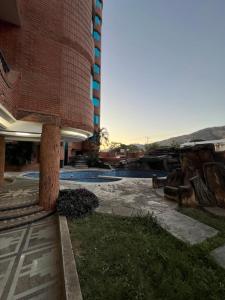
<box><xmin>39</xmin><ymin>124</ymin><xmax>61</xmax><ymax>210</ymax></box>
<box><xmin>0</xmin><ymin>136</ymin><xmax>5</xmax><ymax>187</ymax></box>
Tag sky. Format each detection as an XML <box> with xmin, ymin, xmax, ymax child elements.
<box><xmin>100</xmin><ymin>0</ymin><xmax>225</xmax><ymax>145</ymax></box>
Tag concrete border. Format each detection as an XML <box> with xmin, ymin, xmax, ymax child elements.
<box><xmin>58</xmin><ymin>215</ymin><xmax>83</xmax><ymax>300</ymax></box>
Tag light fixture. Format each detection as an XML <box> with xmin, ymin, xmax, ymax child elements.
<box><xmin>15</xmin><ymin>132</ymin><xmax>32</xmax><ymax>137</ymax></box>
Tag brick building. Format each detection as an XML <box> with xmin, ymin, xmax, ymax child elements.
<box><xmin>0</xmin><ymin>0</ymin><xmax>103</xmax><ymax>208</ymax></box>
<box><xmin>66</xmin><ymin>0</ymin><xmax>103</xmax><ymax>161</ymax></box>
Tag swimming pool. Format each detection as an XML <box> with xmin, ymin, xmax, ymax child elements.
<box><xmin>25</xmin><ymin>169</ymin><xmax>167</xmax><ymax>183</ymax></box>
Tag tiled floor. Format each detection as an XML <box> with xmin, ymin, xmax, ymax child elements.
<box><xmin>0</xmin><ymin>216</ymin><xmax>64</xmax><ymax>300</ymax></box>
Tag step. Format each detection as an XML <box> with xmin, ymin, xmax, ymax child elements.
<box><xmin>0</xmin><ymin>199</ymin><xmax>38</xmax><ymax>211</ymax></box>
<box><xmin>0</xmin><ymin>210</ymin><xmax>54</xmax><ymax>231</ymax></box>
<box><xmin>211</xmin><ymin>244</ymin><xmax>225</xmax><ymax>269</ymax></box>
<box><xmin>155</xmin><ymin>210</ymin><xmax>218</xmax><ymax>245</ymax></box>
<box><xmin>75</xmin><ymin>165</ymin><xmax>88</xmax><ymax>169</ymax></box>
<box><xmin>204</xmin><ymin>207</ymin><xmax>225</xmax><ymax>217</ymax></box>
<box><xmin>75</xmin><ymin>167</ymin><xmax>88</xmax><ymax>169</ymax></box>
<box><xmin>0</xmin><ymin>205</ymin><xmax>43</xmax><ymax>220</ymax></box>
<box><xmin>75</xmin><ymin>166</ymin><xmax>88</xmax><ymax>169</ymax></box>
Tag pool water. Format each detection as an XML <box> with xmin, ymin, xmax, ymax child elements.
<box><xmin>25</xmin><ymin>169</ymin><xmax>167</xmax><ymax>183</ymax></box>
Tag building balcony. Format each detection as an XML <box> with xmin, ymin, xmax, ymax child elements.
<box><xmin>0</xmin><ymin>0</ymin><xmax>21</xmax><ymax>26</ymax></box>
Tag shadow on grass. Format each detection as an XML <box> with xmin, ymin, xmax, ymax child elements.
<box><xmin>69</xmin><ymin>212</ymin><xmax>225</xmax><ymax>300</ymax></box>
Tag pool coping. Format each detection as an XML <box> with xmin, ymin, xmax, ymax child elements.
<box><xmin>18</xmin><ymin>172</ymin><xmax>127</xmax><ymax>186</ymax></box>
<box><xmin>17</xmin><ymin>169</ymin><xmax>161</xmax><ymax>186</ymax></box>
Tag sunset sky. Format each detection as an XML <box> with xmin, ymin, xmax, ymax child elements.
<box><xmin>101</xmin><ymin>0</ymin><xmax>225</xmax><ymax>145</ymax></box>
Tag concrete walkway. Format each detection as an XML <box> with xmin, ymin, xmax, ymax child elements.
<box><xmin>211</xmin><ymin>244</ymin><xmax>225</xmax><ymax>270</ymax></box>
<box><xmin>0</xmin><ymin>173</ymin><xmax>224</xmax><ymax>300</ymax></box>
<box><xmin>0</xmin><ymin>175</ymin><xmax>223</xmax><ymax>299</ymax></box>
<box><xmin>1</xmin><ymin>177</ymin><xmax>220</xmax><ymax>246</ymax></box>
<box><xmin>62</xmin><ymin>178</ymin><xmax>219</xmax><ymax>245</ymax></box>
<box><xmin>0</xmin><ymin>215</ymin><xmax>63</xmax><ymax>300</ymax></box>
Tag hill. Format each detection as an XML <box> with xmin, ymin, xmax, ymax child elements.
<box><xmin>156</xmin><ymin>126</ymin><xmax>225</xmax><ymax>147</ymax></box>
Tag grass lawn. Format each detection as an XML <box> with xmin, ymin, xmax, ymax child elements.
<box><xmin>178</xmin><ymin>207</ymin><xmax>225</xmax><ymax>251</ymax></box>
<box><xmin>69</xmin><ymin>212</ymin><xmax>225</xmax><ymax>300</ymax></box>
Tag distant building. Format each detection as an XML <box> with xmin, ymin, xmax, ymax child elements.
<box><xmin>181</xmin><ymin>139</ymin><xmax>225</xmax><ymax>152</ymax></box>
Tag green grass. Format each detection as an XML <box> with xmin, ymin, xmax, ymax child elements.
<box><xmin>69</xmin><ymin>213</ymin><xmax>225</xmax><ymax>300</ymax></box>
<box><xmin>178</xmin><ymin>207</ymin><xmax>225</xmax><ymax>251</ymax></box>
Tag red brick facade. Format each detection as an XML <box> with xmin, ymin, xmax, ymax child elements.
<box><xmin>0</xmin><ymin>0</ymin><xmax>95</xmax><ymax>132</ymax></box>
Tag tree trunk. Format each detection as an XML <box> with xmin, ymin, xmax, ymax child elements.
<box><xmin>39</xmin><ymin>124</ymin><xmax>61</xmax><ymax>210</ymax></box>
<box><xmin>0</xmin><ymin>136</ymin><xmax>5</xmax><ymax>187</ymax></box>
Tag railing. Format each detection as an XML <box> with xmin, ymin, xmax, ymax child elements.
<box><xmin>0</xmin><ymin>50</ymin><xmax>10</xmax><ymax>73</ymax></box>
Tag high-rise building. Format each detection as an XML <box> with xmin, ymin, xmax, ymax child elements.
<box><xmin>0</xmin><ymin>0</ymin><xmax>103</xmax><ymax>208</ymax></box>
<box><xmin>67</xmin><ymin>0</ymin><xmax>103</xmax><ymax>160</ymax></box>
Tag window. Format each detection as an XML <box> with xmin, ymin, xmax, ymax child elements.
<box><xmin>96</xmin><ymin>0</ymin><xmax>102</xmax><ymax>9</ymax></box>
<box><xmin>93</xmin><ymin>64</ymin><xmax>100</xmax><ymax>74</ymax></box>
<box><xmin>94</xmin><ymin>114</ymin><xmax>100</xmax><ymax>125</ymax></box>
<box><xmin>95</xmin><ymin>15</ymin><xmax>101</xmax><ymax>26</ymax></box>
<box><xmin>90</xmin><ymin>75</ymin><xmax>93</xmax><ymax>99</ymax></box>
<box><xmin>91</xmin><ymin>20</ymin><xmax>93</xmax><ymax>34</ymax></box>
<box><xmin>94</xmin><ymin>47</ymin><xmax>101</xmax><ymax>58</ymax></box>
<box><xmin>93</xmin><ymin>80</ymin><xmax>100</xmax><ymax>90</ymax></box>
<box><xmin>93</xmin><ymin>30</ymin><xmax>101</xmax><ymax>41</ymax></box>
<box><xmin>93</xmin><ymin>97</ymin><xmax>100</xmax><ymax>107</ymax></box>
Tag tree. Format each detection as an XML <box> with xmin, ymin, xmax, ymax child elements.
<box><xmin>86</xmin><ymin>128</ymin><xmax>109</xmax><ymax>153</ymax></box>
<box><xmin>170</xmin><ymin>140</ymin><xmax>180</xmax><ymax>149</ymax></box>
<box><xmin>145</xmin><ymin>142</ymin><xmax>160</xmax><ymax>152</ymax></box>
<box><xmin>108</xmin><ymin>142</ymin><xmax>122</xmax><ymax>152</ymax></box>
<box><xmin>127</xmin><ymin>144</ymin><xmax>140</xmax><ymax>152</ymax></box>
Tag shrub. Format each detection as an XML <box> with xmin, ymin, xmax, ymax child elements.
<box><xmin>56</xmin><ymin>189</ymin><xmax>99</xmax><ymax>219</ymax></box>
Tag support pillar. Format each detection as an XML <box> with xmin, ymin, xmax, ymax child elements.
<box><xmin>0</xmin><ymin>136</ymin><xmax>5</xmax><ymax>187</ymax></box>
<box><xmin>39</xmin><ymin>124</ymin><xmax>61</xmax><ymax>210</ymax></box>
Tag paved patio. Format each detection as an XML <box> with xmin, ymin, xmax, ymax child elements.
<box><xmin>0</xmin><ymin>215</ymin><xmax>63</xmax><ymax>300</ymax></box>
<box><xmin>0</xmin><ymin>174</ymin><xmax>223</xmax><ymax>299</ymax></box>
<box><xmin>62</xmin><ymin>178</ymin><xmax>219</xmax><ymax>245</ymax></box>
<box><xmin>61</xmin><ymin>178</ymin><xmax>176</xmax><ymax>213</ymax></box>
<box><xmin>1</xmin><ymin>177</ymin><xmax>220</xmax><ymax>246</ymax></box>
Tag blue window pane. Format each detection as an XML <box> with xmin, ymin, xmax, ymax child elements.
<box><xmin>93</xmin><ymin>30</ymin><xmax>101</xmax><ymax>41</ymax></box>
<box><xmin>95</xmin><ymin>47</ymin><xmax>100</xmax><ymax>57</ymax></box>
<box><xmin>94</xmin><ymin>115</ymin><xmax>100</xmax><ymax>125</ymax></box>
<box><xmin>95</xmin><ymin>15</ymin><xmax>101</xmax><ymax>25</ymax></box>
<box><xmin>93</xmin><ymin>64</ymin><xmax>100</xmax><ymax>74</ymax></box>
<box><xmin>93</xmin><ymin>97</ymin><xmax>100</xmax><ymax>107</ymax></box>
<box><xmin>93</xmin><ymin>80</ymin><xmax>100</xmax><ymax>90</ymax></box>
<box><xmin>96</xmin><ymin>0</ymin><xmax>102</xmax><ymax>9</ymax></box>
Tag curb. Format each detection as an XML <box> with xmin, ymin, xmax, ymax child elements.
<box><xmin>58</xmin><ymin>215</ymin><xmax>83</xmax><ymax>300</ymax></box>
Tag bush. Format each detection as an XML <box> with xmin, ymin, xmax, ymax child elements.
<box><xmin>56</xmin><ymin>189</ymin><xmax>99</xmax><ymax>219</ymax></box>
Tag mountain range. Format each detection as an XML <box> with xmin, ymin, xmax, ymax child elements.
<box><xmin>155</xmin><ymin>126</ymin><xmax>225</xmax><ymax>147</ymax></box>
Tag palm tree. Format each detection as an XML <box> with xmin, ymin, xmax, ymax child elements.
<box><xmin>86</xmin><ymin>128</ymin><xmax>109</xmax><ymax>153</ymax></box>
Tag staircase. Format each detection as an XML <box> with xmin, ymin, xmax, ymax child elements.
<box><xmin>74</xmin><ymin>157</ymin><xmax>89</xmax><ymax>169</ymax></box>
<box><xmin>0</xmin><ymin>199</ymin><xmax>54</xmax><ymax>231</ymax></box>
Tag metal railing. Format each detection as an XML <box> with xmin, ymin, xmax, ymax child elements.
<box><xmin>0</xmin><ymin>50</ymin><xmax>10</xmax><ymax>73</ymax></box>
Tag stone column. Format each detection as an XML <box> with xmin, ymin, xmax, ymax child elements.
<box><xmin>39</xmin><ymin>124</ymin><xmax>61</xmax><ymax>210</ymax></box>
<box><xmin>0</xmin><ymin>136</ymin><xmax>5</xmax><ymax>187</ymax></box>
